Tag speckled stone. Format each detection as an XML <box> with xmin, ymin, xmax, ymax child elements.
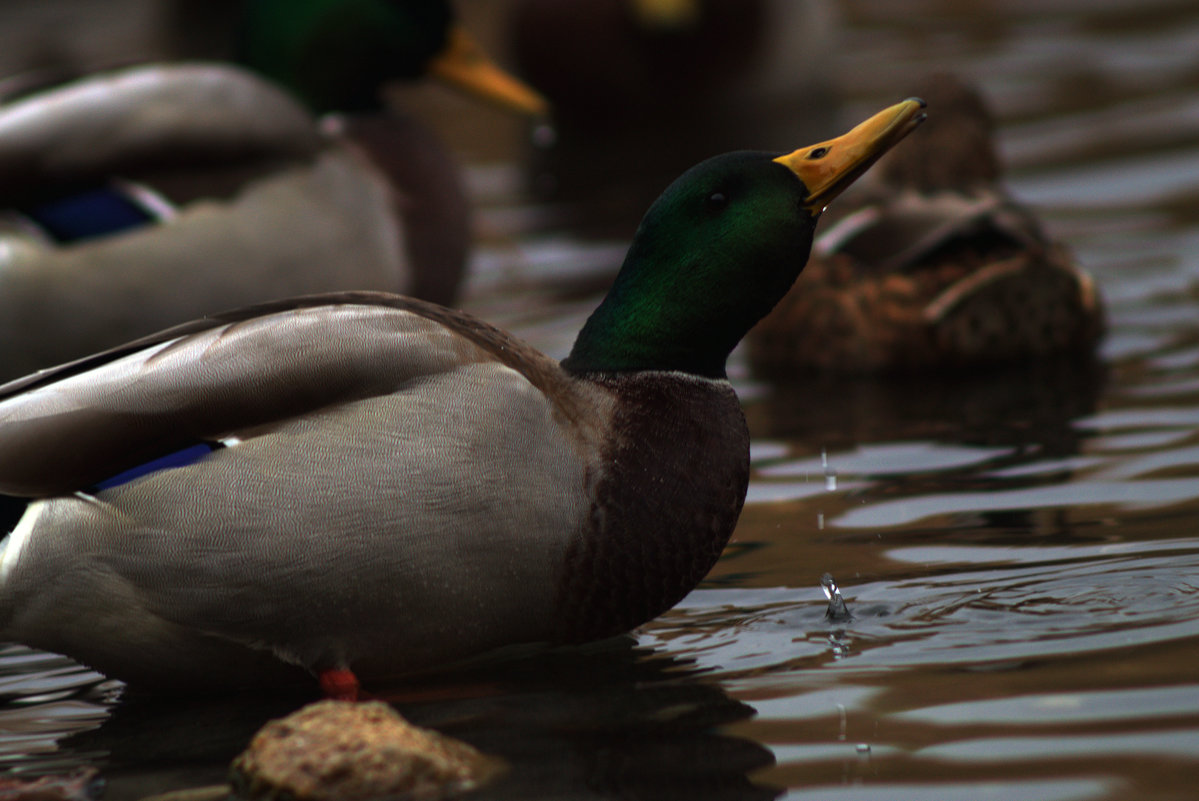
<box><xmin>229</xmin><ymin>700</ymin><xmax>503</xmax><ymax>801</ymax></box>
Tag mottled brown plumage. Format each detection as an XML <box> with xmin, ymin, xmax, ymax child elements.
<box><xmin>749</xmin><ymin>75</ymin><xmax>1104</xmax><ymax>375</ymax></box>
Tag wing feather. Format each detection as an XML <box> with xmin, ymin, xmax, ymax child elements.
<box><xmin>0</xmin><ymin>295</ymin><xmax>507</xmax><ymax>495</ymax></box>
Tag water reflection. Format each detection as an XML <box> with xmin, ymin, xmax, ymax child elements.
<box><xmin>394</xmin><ymin>641</ymin><xmax>780</xmax><ymax>801</ymax></box>
<box><xmin>650</xmin><ymin>535</ymin><xmax>1199</xmax><ymax>677</ymax></box>
<box><xmin>1</xmin><ymin>639</ymin><xmax>781</xmax><ymax>801</ymax></box>
<box><xmin>746</xmin><ymin>360</ymin><xmax>1105</xmax><ymax>448</ymax></box>
<box><xmin>0</xmin><ymin>647</ymin><xmax>112</xmax><ymax>777</ymax></box>
<box><xmin>644</xmin><ymin>533</ymin><xmax>1199</xmax><ymax>798</ymax></box>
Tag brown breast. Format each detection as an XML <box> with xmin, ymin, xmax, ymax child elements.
<box><xmin>553</xmin><ymin>371</ymin><xmax>750</xmax><ymax>642</ymax></box>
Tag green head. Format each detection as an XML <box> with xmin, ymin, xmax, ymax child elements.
<box><xmin>238</xmin><ymin>0</ymin><xmax>546</xmax><ymax>115</ymax></box>
<box><xmin>562</xmin><ymin>99</ymin><xmax>927</xmax><ymax>379</ymax></box>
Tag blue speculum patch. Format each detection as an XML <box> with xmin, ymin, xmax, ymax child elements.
<box><xmin>91</xmin><ymin>443</ymin><xmax>222</xmax><ymax>491</ymax></box>
<box><xmin>20</xmin><ymin>185</ymin><xmax>161</xmax><ymax>242</ymax></box>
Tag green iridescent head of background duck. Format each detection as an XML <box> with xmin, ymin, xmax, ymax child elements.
<box><xmin>237</xmin><ymin>0</ymin><xmax>547</xmax><ymax>115</ymax></box>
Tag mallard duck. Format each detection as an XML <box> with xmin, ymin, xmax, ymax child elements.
<box><xmin>0</xmin><ymin>99</ymin><xmax>924</xmax><ymax>696</ymax></box>
<box><xmin>748</xmin><ymin>75</ymin><xmax>1105</xmax><ymax>375</ymax></box>
<box><xmin>0</xmin><ymin>0</ymin><xmax>546</xmax><ymax>381</ymax></box>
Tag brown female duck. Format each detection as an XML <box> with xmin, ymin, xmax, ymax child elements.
<box><xmin>748</xmin><ymin>75</ymin><xmax>1104</xmax><ymax>375</ymax></box>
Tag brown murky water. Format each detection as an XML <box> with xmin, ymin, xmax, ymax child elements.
<box><xmin>2</xmin><ymin>1</ymin><xmax>1199</xmax><ymax>799</ymax></box>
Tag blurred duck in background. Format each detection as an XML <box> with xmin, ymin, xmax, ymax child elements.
<box><xmin>748</xmin><ymin>74</ymin><xmax>1105</xmax><ymax>376</ymax></box>
<box><xmin>0</xmin><ymin>0</ymin><xmax>546</xmax><ymax>381</ymax></box>
<box><xmin>507</xmin><ymin>0</ymin><xmax>839</xmax><ymax>233</ymax></box>
<box><xmin>0</xmin><ymin>1</ymin><xmax>164</xmax><ymax>92</ymax></box>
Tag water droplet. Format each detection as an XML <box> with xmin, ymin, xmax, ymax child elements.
<box><xmin>820</xmin><ymin>573</ymin><xmax>838</xmax><ymax>601</ymax></box>
<box><xmin>821</xmin><ymin>448</ymin><xmax>837</xmax><ymax>491</ymax></box>
<box><xmin>821</xmin><ymin>573</ymin><xmax>853</xmax><ymax>622</ymax></box>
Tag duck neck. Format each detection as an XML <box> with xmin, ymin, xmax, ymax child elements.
<box><xmin>561</xmin><ymin>244</ymin><xmax>800</xmax><ymax>380</ymax></box>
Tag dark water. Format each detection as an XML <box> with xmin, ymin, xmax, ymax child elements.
<box><xmin>3</xmin><ymin>1</ymin><xmax>1199</xmax><ymax>799</ymax></box>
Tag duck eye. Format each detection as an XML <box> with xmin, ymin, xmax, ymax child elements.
<box><xmin>707</xmin><ymin>192</ymin><xmax>728</xmax><ymax>211</ymax></box>
<box><xmin>807</xmin><ymin>146</ymin><xmax>830</xmax><ymax>159</ymax></box>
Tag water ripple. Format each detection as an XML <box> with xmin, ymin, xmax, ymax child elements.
<box><xmin>834</xmin><ymin>479</ymin><xmax>1199</xmax><ymax>529</ymax></box>
<box><xmin>648</xmin><ymin>537</ymin><xmax>1199</xmax><ymax>676</ymax></box>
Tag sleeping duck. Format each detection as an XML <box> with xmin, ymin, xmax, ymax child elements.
<box><xmin>0</xmin><ymin>0</ymin><xmax>546</xmax><ymax>381</ymax></box>
<box><xmin>0</xmin><ymin>99</ymin><xmax>924</xmax><ymax>697</ymax></box>
<box><xmin>748</xmin><ymin>74</ymin><xmax>1104</xmax><ymax>375</ymax></box>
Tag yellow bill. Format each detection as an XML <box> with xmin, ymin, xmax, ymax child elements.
<box><xmin>631</xmin><ymin>0</ymin><xmax>701</xmax><ymax>29</ymax></box>
<box><xmin>428</xmin><ymin>25</ymin><xmax>549</xmax><ymax>116</ymax></box>
<box><xmin>775</xmin><ymin>98</ymin><xmax>927</xmax><ymax>214</ymax></box>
